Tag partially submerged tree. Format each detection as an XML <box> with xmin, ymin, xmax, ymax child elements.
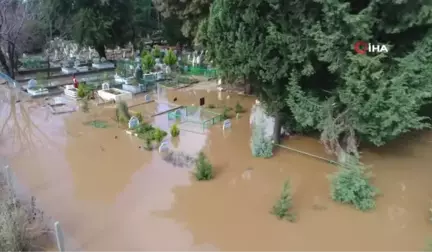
<box><xmin>0</xmin><ymin>0</ymin><xmax>37</xmax><ymax>78</ymax></box>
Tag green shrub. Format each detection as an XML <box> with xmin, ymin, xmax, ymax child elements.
<box><xmin>153</xmin><ymin>128</ymin><xmax>167</xmax><ymax>143</ymax></box>
<box><xmin>163</xmin><ymin>49</ymin><xmax>177</xmax><ymax>67</ymax></box>
<box><xmin>234</xmin><ymin>102</ymin><xmax>245</xmax><ymax>113</ymax></box>
<box><xmin>271</xmin><ymin>180</ymin><xmax>296</xmax><ymax>222</ymax></box>
<box><xmin>170</xmin><ymin>123</ymin><xmax>180</xmax><ymax>137</ymax></box>
<box><xmin>194</xmin><ymin>152</ymin><xmax>213</xmax><ymax>181</ymax></box>
<box><xmin>207</xmin><ymin>104</ymin><xmax>216</xmax><ymax>109</ymax></box>
<box><xmin>142</xmin><ymin>54</ymin><xmax>155</xmax><ymax>73</ymax></box>
<box><xmin>152</xmin><ymin>46</ymin><xmax>162</xmax><ymax>58</ymax></box>
<box><xmin>116</xmin><ymin>101</ymin><xmax>130</xmax><ymax>124</ymax></box>
<box><xmin>221</xmin><ymin>106</ymin><xmax>232</xmax><ymax>119</ymax></box>
<box><xmin>135</xmin><ymin>112</ymin><xmax>144</xmax><ymax>123</ymax></box>
<box><xmin>250</xmin><ymin>119</ymin><xmax>273</xmax><ymax>158</ymax></box>
<box><xmin>144</xmin><ymin>138</ymin><xmax>152</xmax><ymax>150</ymax></box>
<box><xmin>77</xmin><ymin>83</ymin><xmax>87</xmax><ymax>98</ymax></box>
<box><xmin>328</xmin><ymin>156</ymin><xmax>378</xmax><ymax>211</ymax></box>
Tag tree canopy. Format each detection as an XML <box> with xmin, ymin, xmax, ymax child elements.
<box><xmin>200</xmin><ymin>0</ymin><xmax>432</xmax><ymax>152</ymax></box>
<box><xmin>153</xmin><ymin>0</ymin><xmax>212</xmax><ymax>40</ymax></box>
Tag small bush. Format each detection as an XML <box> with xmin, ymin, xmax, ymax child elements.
<box><xmin>116</xmin><ymin>101</ymin><xmax>130</xmax><ymax>124</ymax></box>
<box><xmin>194</xmin><ymin>152</ymin><xmax>213</xmax><ymax>181</ymax></box>
<box><xmin>142</xmin><ymin>54</ymin><xmax>156</xmax><ymax>73</ymax></box>
<box><xmin>328</xmin><ymin>156</ymin><xmax>378</xmax><ymax>211</ymax></box>
<box><xmin>152</xmin><ymin>46</ymin><xmax>162</xmax><ymax>58</ymax></box>
<box><xmin>135</xmin><ymin>112</ymin><xmax>144</xmax><ymax>123</ymax></box>
<box><xmin>207</xmin><ymin>104</ymin><xmax>216</xmax><ymax>109</ymax></box>
<box><xmin>221</xmin><ymin>106</ymin><xmax>232</xmax><ymax>119</ymax></box>
<box><xmin>153</xmin><ymin>128</ymin><xmax>167</xmax><ymax>143</ymax></box>
<box><xmin>234</xmin><ymin>102</ymin><xmax>245</xmax><ymax>113</ymax></box>
<box><xmin>163</xmin><ymin>49</ymin><xmax>177</xmax><ymax>67</ymax></box>
<box><xmin>271</xmin><ymin>180</ymin><xmax>296</xmax><ymax>222</ymax></box>
<box><xmin>250</xmin><ymin>119</ymin><xmax>273</xmax><ymax>158</ymax></box>
<box><xmin>144</xmin><ymin>138</ymin><xmax>152</xmax><ymax>150</ymax></box>
<box><xmin>170</xmin><ymin>124</ymin><xmax>180</xmax><ymax>137</ymax></box>
<box><xmin>0</xmin><ymin>171</ymin><xmax>51</xmax><ymax>251</ymax></box>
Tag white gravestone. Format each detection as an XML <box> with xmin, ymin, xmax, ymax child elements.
<box><xmin>144</xmin><ymin>94</ymin><xmax>152</xmax><ymax>102</ymax></box>
<box><xmin>101</xmin><ymin>82</ymin><xmax>110</xmax><ymax>90</ymax></box>
<box><xmin>128</xmin><ymin>116</ymin><xmax>139</xmax><ymax>129</ymax></box>
<box><xmin>28</xmin><ymin>79</ymin><xmax>37</xmax><ymax>89</ymax></box>
<box><xmin>158</xmin><ymin>141</ymin><xmax>169</xmax><ymax>153</ymax></box>
<box><xmin>222</xmin><ymin>119</ymin><xmax>232</xmax><ymax>130</ymax></box>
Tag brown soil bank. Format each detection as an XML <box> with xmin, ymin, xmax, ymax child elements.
<box><xmin>1</xmin><ymin>87</ymin><xmax>431</xmax><ymax>250</ymax></box>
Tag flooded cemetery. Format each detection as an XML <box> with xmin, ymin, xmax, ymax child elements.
<box><xmin>1</xmin><ymin>41</ymin><xmax>432</xmax><ymax>251</ymax></box>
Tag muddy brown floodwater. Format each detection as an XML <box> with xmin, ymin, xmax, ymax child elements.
<box><xmin>0</xmin><ymin>86</ymin><xmax>432</xmax><ymax>250</ymax></box>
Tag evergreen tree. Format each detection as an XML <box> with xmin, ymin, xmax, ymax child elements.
<box><xmin>202</xmin><ymin>0</ymin><xmax>432</xmax><ymax>149</ymax></box>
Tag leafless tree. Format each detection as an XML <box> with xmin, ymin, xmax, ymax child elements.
<box><xmin>0</xmin><ymin>0</ymin><xmax>37</xmax><ymax>79</ymax></box>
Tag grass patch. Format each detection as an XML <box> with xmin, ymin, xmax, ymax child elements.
<box><xmin>85</xmin><ymin>120</ymin><xmax>109</xmax><ymax>128</ymax></box>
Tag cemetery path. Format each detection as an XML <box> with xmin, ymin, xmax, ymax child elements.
<box><xmin>0</xmin><ymin>86</ymin><xmax>432</xmax><ymax>250</ymax></box>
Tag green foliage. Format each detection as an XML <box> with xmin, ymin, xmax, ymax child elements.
<box><xmin>271</xmin><ymin>180</ymin><xmax>296</xmax><ymax>222</ymax></box>
<box><xmin>203</xmin><ymin>0</ymin><xmax>432</xmax><ymax>147</ymax></box>
<box><xmin>77</xmin><ymin>83</ymin><xmax>91</xmax><ymax>98</ymax></box>
<box><xmin>250</xmin><ymin>118</ymin><xmax>273</xmax><ymax>158</ymax></box>
<box><xmin>194</xmin><ymin>152</ymin><xmax>213</xmax><ymax>181</ymax></box>
<box><xmin>116</xmin><ymin>101</ymin><xmax>131</xmax><ymax>124</ymax></box>
<box><xmin>86</xmin><ymin>120</ymin><xmax>108</xmax><ymax>128</ymax></box>
<box><xmin>207</xmin><ymin>104</ymin><xmax>215</xmax><ymax>109</ymax></box>
<box><xmin>153</xmin><ymin>128</ymin><xmax>167</xmax><ymax>143</ymax></box>
<box><xmin>152</xmin><ymin>46</ymin><xmax>161</xmax><ymax>58</ymax></box>
<box><xmin>221</xmin><ymin>106</ymin><xmax>232</xmax><ymax>119</ymax></box>
<box><xmin>153</xmin><ymin>0</ymin><xmax>211</xmax><ymax>38</ymax></box>
<box><xmin>135</xmin><ymin>112</ymin><xmax>144</xmax><ymax>123</ymax></box>
<box><xmin>142</xmin><ymin>54</ymin><xmax>156</xmax><ymax>73</ymax></box>
<box><xmin>328</xmin><ymin>156</ymin><xmax>379</xmax><ymax>211</ymax></box>
<box><xmin>163</xmin><ymin>49</ymin><xmax>177</xmax><ymax>67</ymax></box>
<box><xmin>35</xmin><ymin>72</ymin><xmax>46</xmax><ymax>86</ymax></box>
<box><xmin>234</xmin><ymin>102</ymin><xmax>244</xmax><ymax>113</ymax></box>
<box><xmin>144</xmin><ymin>137</ymin><xmax>153</xmax><ymax>150</ymax></box>
<box><xmin>170</xmin><ymin>123</ymin><xmax>180</xmax><ymax>137</ymax></box>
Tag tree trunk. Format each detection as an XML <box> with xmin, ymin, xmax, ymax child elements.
<box><xmin>7</xmin><ymin>42</ymin><xmax>16</xmax><ymax>79</ymax></box>
<box><xmin>272</xmin><ymin>112</ymin><xmax>282</xmax><ymax>144</ymax></box>
<box><xmin>0</xmin><ymin>49</ymin><xmax>11</xmax><ymax>77</ymax></box>
<box><xmin>95</xmin><ymin>44</ymin><xmax>106</xmax><ymax>59</ymax></box>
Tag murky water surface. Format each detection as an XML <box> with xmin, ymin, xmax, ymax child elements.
<box><xmin>1</xmin><ymin>86</ymin><xmax>431</xmax><ymax>250</ymax></box>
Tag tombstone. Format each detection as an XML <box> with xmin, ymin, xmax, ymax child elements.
<box><xmin>101</xmin><ymin>82</ymin><xmax>110</xmax><ymax>90</ymax></box>
<box><xmin>222</xmin><ymin>119</ymin><xmax>232</xmax><ymax>130</ymax></box>
<box><xmin>199</xmin><ymin>97</ymin><xmax>205</xmax><ymax>106</ymax></box>
<box><xmin>128</xmin><ymin>116</ymin><xmax>140</xmax><ymax>129</ymax></box>
<box><xmin>144</xmin><ymin>94</ymin><xmax>152</xmax><ymax>102</ymax></box>
<box><xmin>28</xmin><ymin>79</ymin><xmax>37</xmax><ymax>89</ymax></box>
<box><xmin>158</xmin><ymin>141</ymin><xmax>169</xmax><ymax>153</ymax></box>
<box><xmin>54</xmin><ymin>221</ymin><xmax>65</xmax><ymax>252</ymax></box>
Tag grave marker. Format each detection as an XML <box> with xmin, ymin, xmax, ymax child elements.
<box><xmin>128</xmin><ymin>116</ymin><xmax>139</xmax><ymax>129</ymax></box>
<box><xmin>144</xmin><ymin>94</ymin><xmax>152</xmax><ymax>102</ymax></box>
<box><xmin>159</xmin><ymin>141</ymin><xmax>169</xmax><ymax>153</ymax></box>
<box><xmin>54</xmin><ymin>221</ymin><xmax>65</xmax><ymax>252</ymax></box>
<box><xmin>101</xmin><ymin>82</ymin><xmax>110</xmax><ymax>90</ymax></box>
<box><xmin>222</xmin><ymin>119</ymin><xmax>232</xmax><ymax>130</ymax></box>
<box><xmin>28</xmin><ymin>79</ymin><xmax>37</xmax><ymax>89</ymax></box>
